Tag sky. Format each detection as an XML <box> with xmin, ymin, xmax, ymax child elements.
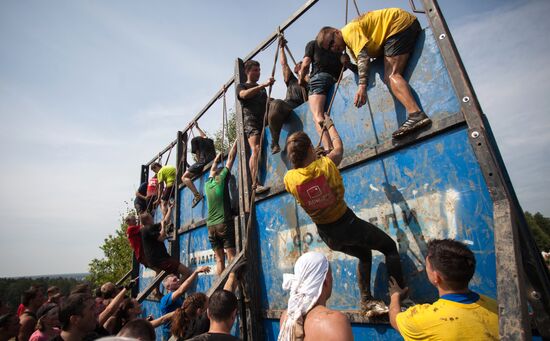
<box><xmin>0</xmin><ymin>0</ymin><xmax>548</xmax><ymax>277</ymax></box>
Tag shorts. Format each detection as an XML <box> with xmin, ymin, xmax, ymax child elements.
<box><xmin>188</xmin><ymin>162</ymin><xmax>207</xmax><ymax>176</ymax></box>
<box><xmin>308</xmin><ymin>72</ymin><xmax>336</xmax><ymax>96</ymax></box>
<box><xmin>384</xmin><ymin>19</ymin><xmax>421</xmax><ymax>57</ymax></box>
<box><xmin>161</xmin><ymin>186</ymin><xmax>174</xmax><ymax>201</ymax></box>
<box><xmin>208</xmin><ymin>222</ymin><xmax>236</xmax><ymax>250</ymax></box>
<box><xmin>244</xmin><ymin>122</ymin><xmax>262</xmax><ymax>138</ymax></box>
<box><xmin>153</xmin><ymin>257</ymin><xmax>180</xmax><ymax>275</ymax></box>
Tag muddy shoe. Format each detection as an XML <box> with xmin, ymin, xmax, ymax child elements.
<box><xmin>361</xmin><ymin>299</ymin><xmax>389</xmax><ymax>317</ymax></box>
<box><xmin>254</xmin><ymin>185</ymin><xmax>270</xmax><ymax>195</ymax></box>
<box><xmin>192</xmin><ymin>193</ymin><xmax>203</xmax><ymax>208</ymax></box>
<box><xmin>271</xmin><ymin>143</ymin><xmax>281</xmax><ymax>154</ymax></box>
<box><xmin>392</xmin><ymin>111</ymin><xmax>432</xmax><ymax>139</ymax></box>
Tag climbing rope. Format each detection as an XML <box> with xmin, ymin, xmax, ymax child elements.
<box><xmin>220</xmin><ymin>85</ymin><xmax>229</xmax><ymax>166</ymax></box>
<box><xmin>279</xmin><ymin>34</ymin><xmax>308</xmax><ymax>103</ymax></box>
<box><xmin>316</xmin><ymin>0</ymin><xmax>356</xmax><ymax>149</ymax></box>
<box><xmin>243</xmin><ymin>32</ymin><xmax>281</xmax><ymax>254</ymax></box>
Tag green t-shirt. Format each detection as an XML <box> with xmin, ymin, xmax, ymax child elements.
<box><xmin>205</xmin><ymin>168</ymin><xmax>232</xmax><ymax>226</ymax></box>
<box><xmin>157</xmin><ymin>166</ymin><xmax>176</xmax><ymax>187</ymax></box>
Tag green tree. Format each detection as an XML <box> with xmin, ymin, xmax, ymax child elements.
<box><xmin>525</xmin><ymin>211</ymin><xmax>550</xmax><ymax>252</ymax></box>
<box><xmin>213</xmin><ymin>109</ymin><xmax>236</xmax><ymax>153</ymax></box>
<box><xmin>86</xmin><ymin>211</ymin><xmax>133</xmax><ymax>286</ymax></box>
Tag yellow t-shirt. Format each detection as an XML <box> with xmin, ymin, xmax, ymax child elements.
<box><xmin>284</xmin><ymin>156</ymin><xmax>347</xmax><ymax>224</ymax></box>
<box><xmin>341</xmin><ymin>8</ymin><xmax>417</xmax><ymax>59</ymax></box>
<box><xmin>395</xmin><ymin>295</ymin><xmax>499</xmax><ymax>341</ymax></box>
<box><xmin>157</xmin><ymin>166</ymin><xmax>176</xmax><ymax>187</ymax></box>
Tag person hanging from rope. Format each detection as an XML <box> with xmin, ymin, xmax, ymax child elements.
<box><xmin>182</xmin><ymin>122</ymin><xmax>217</xmax><ymax>208</ymax></box>
<box><xmin>267</xmin><ymin>37</ymin><xmax>308</xmax><ymax>155</ymax></box>
<box><xmin>236</xmin><ymin>60</ymin><xmax>274</xmax><ymax>194</ymax></box>
<box><xmin>298</xmin><ymin>32</ymin><xmax>356</xmax><ymax>153</ymax></box>
<box><xmin>150</xmin><ymin>162</ymin><xmax>176</xmax><ymax>220</ymax></box>
<box><xmin>140</xmin><ymin>205</ymin><xmax>193</xmax><ymax>281</ymax></box>
<box><xmin>317</xmin><ymin>8</ymin><xmax>431</xmax><ymax>139</ymax></box>
<box><xmin>204</xmin><ymin>140</ymin><xmax>238</xmax><ymax>275</ymax></box>
<box><xmin>283</xmin><ymin>117</ymin><xmax>405</xmax><ymax>316</ymax></box>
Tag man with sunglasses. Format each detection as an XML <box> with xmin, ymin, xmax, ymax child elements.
<box><xmin>317</xmin><ymin>8</ymin><xmax>431</xmax><ymax>139</ymax></box>
<box><xmin>298</xmin><ymin>32</ymin><xmax>356</xmax><ymax>152</ymax></box>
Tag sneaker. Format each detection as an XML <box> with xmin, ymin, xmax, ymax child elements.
<box><xmin>271</xmin><ymin>144</ymin><xmax>281</xmax><ymax>154</ymax></box>
<box><xmin>254</xmin><ymin>185</ymin><xmax>270</xmax><ymax>194</ymax></box>
<box><xmin>192</xmin><ymin>193</ymin><xmax>203</xmax><ymax>208</ymax></box>
<box><xmin>392</xmin><ymin>111</ymin><xmax>432</xmax><ymax>139</ymax></box>
<box><xmin>361</xmin><ymin>299</ymin><xmax>389</xmax><ymax>317</ymax></box>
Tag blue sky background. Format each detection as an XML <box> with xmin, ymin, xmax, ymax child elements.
<box><xmin>0</xmin><ymin>0</ymin><xmax>548</xmax><ymax>276</ymax></box>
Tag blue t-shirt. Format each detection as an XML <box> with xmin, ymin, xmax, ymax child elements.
<box><xmin>160</xmin><ymin>292</ymin><xmax>184</xmax><ymax>339</ymax></box>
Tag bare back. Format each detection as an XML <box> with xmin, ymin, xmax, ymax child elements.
<box><xmin>280</xmin><ymin>306</ymin><xmax>353</xmax><ymax>341</ymax></box>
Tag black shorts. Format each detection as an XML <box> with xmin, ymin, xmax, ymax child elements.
<box><xmin>188</xmin><ymin>162</ymin><xmax>207</xmax><ymax>176</ymax></box>
<box><xmin>244</xmin><ymin>123</ymin><xmax>262</xmax><ymax>138</ymax></box>
<box><xmin>161</xmin><ymin>186</ymin><xmax>174</xmax><ymax>201</ymax></box>
<box><xmin>384</xmin><ymin>19</ymin><xmax>421</xmax><ymax>57</ymax></box>
<box><xmin>152</xmin><ymin>257</ymin><xmax>180</xmax><ymax>275</ymax></box>
<box><xmin>208</xmin><ymin>221</ymin><xmax>236</xmax><ymax>250</ymax></box>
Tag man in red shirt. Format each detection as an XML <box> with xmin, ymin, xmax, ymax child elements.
<box><xmin>125</xmin><ymin>215</ymin><xmax>147</xmax><ymax>266</ymax></box>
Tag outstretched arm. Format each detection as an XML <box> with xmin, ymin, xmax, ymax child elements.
<box><xmin>150</xmin><ymin>311</ymin><xmax>175</xmax><ymax>328</ymax></box>
<box><xmin>298</xmin><ymin>56</ymin><xmax>311</xmax><ymax>87</ymax></box>
<box><xmin>209</xmin><ymin>153</ymin><xmax>222</xmax><ymax>177</ymax></box>
<box><xmin>388</xmin><ymin>276</ymin><xmax>408</xmax><ymax>331</ymax></box>
<box><xmin>280</xmin><ymin>39</ymin><xmax>292</xmax><ymax>84</ymax></box>
<box><xmin>225</xmin><ymin>140</ymin><xmax>238</xmax><ymax>170</ymax></box>
<box><xmin>194</xmin><ymin>122</ymin><xmax>207</xmax><ymax>138</ymax></box>
<box><xmin>324</xmin><ymin>115</ymin><xmax>344</xmax><ymax>166</ymax></box>
<box><xmin>171</xmin><ymin>266</ymin><xmax>210</xmax><ymax>301</ymax></box>
<box><xmin>99</xmin><ymin>287</ymin><xmax>128</xmax><ymax>326</ymax></box>
<box><xmin>239</xmin><ymin>78</ymin><xmax>275</xmax><ymax>99</ymax></box>
<box><xmin>354</xmin><ymin>47</ymin><xmax>370</xmax><ymax>108</ymax></box>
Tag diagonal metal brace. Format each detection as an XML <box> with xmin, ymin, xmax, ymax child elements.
<box><xmin>206</xmin><ymin>250</ymin><xmax>245</xmax><ymax>297</ymax></box>
<box><xmin>136</xmin><ymin>270</ymin><xmax>168</xmax><ymax>302</ymax></box>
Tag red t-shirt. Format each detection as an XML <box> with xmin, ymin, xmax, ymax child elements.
<box><xmin>147</xmin><ymin>177</ymin><xmax>158</xmax><ymax>197</ymax></box>
<box><xmin>127</xmin><ymin>225</ymin><xmax>144</xmax><ymax>263</ymax></box>
<box><xmin>17</xmin><ymin>303</ymin><xmax>25</xmax><ymax>316</ymax></box>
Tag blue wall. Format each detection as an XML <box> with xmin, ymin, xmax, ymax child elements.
<box><xmin>140</xmin><ymin>27</ymin><xmax>501</xmax><ymax>340</ymax></box>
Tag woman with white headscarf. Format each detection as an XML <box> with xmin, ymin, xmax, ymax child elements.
<box><xmin>278</xmin><ymin>252</ymin><xmax>353</xmax><ymax>341</ymax></box>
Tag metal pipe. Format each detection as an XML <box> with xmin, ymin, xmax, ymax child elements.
<box><xmin>145</xmin><ymin>0</ymin><xmax>318</xmax><ymax>165</ymax></box>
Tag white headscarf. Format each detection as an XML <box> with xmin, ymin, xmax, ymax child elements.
<box><xmin>278</xmin><ymin>252</ymin><xmax>329</xmax><ymax>341</ymax></box>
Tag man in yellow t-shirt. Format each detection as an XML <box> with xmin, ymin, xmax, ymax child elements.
<box><xmin>317</xmin><ymin>8</ymin><xmax>431</xmax><ymax>139</ymax></box>
<box><xmin>388</xmin><ymin>239</ymin><xmax>499</xmax><ymax>340</ymax></box>
<box><xmin>151</xmin><ymin>162</ymin><xmax>176</xmax><ymax>220</ymax></box>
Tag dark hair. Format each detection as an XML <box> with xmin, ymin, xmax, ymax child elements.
<box><xmin>58</xmin><ymin>294</ymin><xmax>91</xmax><ymax>331</ymax></box>
<box><xmin>21</xmin><ymin>289</ymin><xmax>39</xmax><ymax>306</ymax></box>
<box><xmin>244</xmin><ymin>60</ymin><xmax>260</xmax><ymax>73</ymax></box>
<box><xmin>47</xmin><ymin>286</ymin><xmax>60</xmax><ymax>296</ymax></box>
<box><xmin>71</xmin><ymin>283</ymin><xmax>91</xmax><ymax>295</ymax></box>
<box><xmin>118</xmin><ymin>319</ymin><xmax>155</xmax><ymax>341</ymax></box>
<box><xmin>208</xmin><ymin>290</ymin><xmax>237</xmax><ymax>322</ymax></box>
<box><xmin>286</xmin><ymin>131</ymin><xmax>312</xmax><ymax>168</ymax></box>
<box><xmin>171</xmin><ymin>292</ymin><xmax>208</xmax><ymax>338</ymax></box>
<box><xmin>36</xmin><ymin>306</ymin><xmax>58</xmax><ymax>332</ymax></box>
<box><xmin>427</xmin><ymin>239</ymin><xmax>476</xmax><ymax>290</ymax></box>
<box><xmin>150</xmin><ymin>162</ymin><xmax>162</xmax><ymax>170</ymax></box>
<box><xmin>316</xmin><ymin>26</ymin><xmax>336</xmax><ymax>47</ymax></box>
<box><xmin>139</xmin><ymin>212</ymin><xmax>153</xmax><ymax>225</ymax></box>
